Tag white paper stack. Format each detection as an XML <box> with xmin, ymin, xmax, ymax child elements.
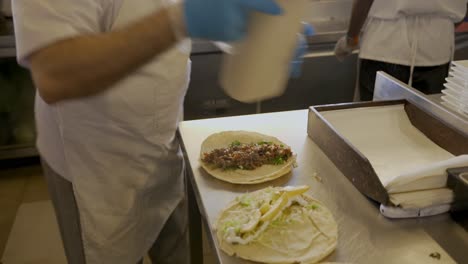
<box><xmin>442</xmin><ymin>61</ymin><xmax>468</xmax><ymax>117</ymax></box>
<box><xmin>321</xmin><ymin>105</ymin><xmax>468</xmax><ymax>218</ymax></box>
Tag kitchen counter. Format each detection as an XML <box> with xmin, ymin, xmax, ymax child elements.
<box><xmin>178</xmin><ymin>110</ymin><xmax>468</xmax><ymax>264</ymax></box>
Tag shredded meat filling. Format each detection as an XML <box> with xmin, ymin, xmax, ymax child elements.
<box><xmin>202</xmin><ymin>141</ymin><xmax>293</xmax><ymax>170</ymax></box>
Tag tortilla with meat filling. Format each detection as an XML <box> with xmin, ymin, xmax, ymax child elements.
<box><xmin>200</xmin><ymin>131</ymin><xmax>296</xmax><ymax>184</ymax></box>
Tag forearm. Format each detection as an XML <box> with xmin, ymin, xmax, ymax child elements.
<box><xmin>29</xmin><ymin>4</ymin><xmax>182</xmax><ymax>104</ymax></box>
<box><xmin>347</xmin><ymin>0</ymin><xmax>374</xmax><ymax>38</ymax></box>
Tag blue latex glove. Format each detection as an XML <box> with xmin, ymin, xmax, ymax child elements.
<box><xmin>290</xmin><ymin>23</ymin><xmax>315</xmax><ymax>78</ymax></box>
<box><xmin>184</xmin><ymin>0</ymin><xmax>283</xmax><ymax>41</ymax></box>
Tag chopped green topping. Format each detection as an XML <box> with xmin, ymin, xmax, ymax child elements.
<box><xmin>272</xmin><ymin>156</ymin><xmax>285</xmax><ymax>165</ymax></box>
<box><xmin>280</xmin><ymin>144</ymin><xmax>284</xmax><ymax>147</ymax></box>
<box><xmin>223</xmin><ymin>220</ymin><xmax>240</xmax><ymax>233</ymax></box>
<box><xmin>307</xmin><ymin>204</ymin><xmax>319</xmax><ymax>210</ymax></box>
<box><xmin>230</xmin><ymin>140</ymin><xmax>242</xmax><ymax>147</ymax></box>
<box><xmin>270</xmin><ymin>219</ymin><xmax>281</xmax><ymax>227</ymax></box>
<box><xmin>239</xmin><ymin>196</ymin><xmax>252</xmax><ymax>207</ymax></box>
<box><xmin>257</xmin><ymin>140</ymin><xmax>272</xmax><ymax>145</ymax></box>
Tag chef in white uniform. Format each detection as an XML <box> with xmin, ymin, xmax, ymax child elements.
<box><xmin>12</xmin><ymin>0</ymin><xmax>285</xmax><ymax>263</ymax></box>
<box><xmin>334</xmin><ymin>0</ymin><xmax>468</xmax><ymax>101</ymax></box>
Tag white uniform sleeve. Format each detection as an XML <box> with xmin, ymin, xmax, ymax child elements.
<box><xmin>12</xmin><ymin>0</ymin><xmax>105</xmax><ymax>67</ymax></box>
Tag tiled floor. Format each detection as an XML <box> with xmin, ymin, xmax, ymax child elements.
<box><xmin>2</xmin><ymin>200</ymin><xmax>67</xmax><ymax>264</ymax></box>
<box><xmin>0</xmin><ymin>163</ymin><xmax>48</xmax><ymax>257</ymax></box>
<box><xmin>0</xmin><ymin>162</ymin><xmax>217</xmax><ymax>264</ymax></box>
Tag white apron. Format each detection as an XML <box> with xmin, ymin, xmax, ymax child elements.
<box><xmin>359</xmin><ymin>0</ymin><xmax>466</xmax><ymax>89</ymax></box>
<box><xmin>368</xmin><ymin>0</ymin><xmax>467</xmax><ymax>20</ymax></box>
<box><xmin>53</xmin><ymin>0</ymin><xmax>191</xmax><ymax>262</ymax></box>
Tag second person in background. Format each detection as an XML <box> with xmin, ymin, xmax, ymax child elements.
<box><xmin>335</xmin><ymin>0</ymin><xmax>468</xmax><ymax>101</ymax></box>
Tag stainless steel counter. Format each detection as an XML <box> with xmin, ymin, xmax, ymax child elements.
<box><xmin>178</xmin><ymin>110</ymin><xmax>468</xmax><ymax>264</ymax></box>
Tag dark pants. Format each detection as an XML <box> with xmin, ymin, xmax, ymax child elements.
<box><xmin>359</xmin><ymin>59</ymin><xmax>450</xmax><ymax>101</ymax></box>
<box><xmin>42</xmin><ymin>160</ymin><xmax>189</xmax><ymax>264</ymax></box>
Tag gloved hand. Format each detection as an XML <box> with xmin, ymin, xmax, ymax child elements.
<box><xmin>334</xmin><ymin>35</ymin><xmax>359</xmax><ymax>62</ymax></box>
<box><xmin>290</xmin><ymin>23</ymin><xmax>315</xmax><ymax>78</ymax></box>
<box><xmin>184</xmin><ymin>0</ymin><xmax>283</xmax><ymax>41</ymax></box>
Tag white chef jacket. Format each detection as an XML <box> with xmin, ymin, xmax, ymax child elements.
<box><xmin>359</xmin><ymin>0</ymin><xmax>468</xmax><ymax>67</ymax></box>
<box><xmin>13</xmin><ymin>0</ymin><xmax>191</xmax><ymax>263</ymax></box>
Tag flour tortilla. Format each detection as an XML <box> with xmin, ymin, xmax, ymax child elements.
<box><xmin>200</xmin><ymin>131</ymin><xmax>296</xmax><ymax>184</ymax></box>
<box><xmin>215</xmin><ymin>187</ymin><xmax>338</xmax><ymax>264</ymax></box>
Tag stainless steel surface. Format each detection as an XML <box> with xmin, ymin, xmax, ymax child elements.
<box><xmin>0</xmin><ymin>47</ymin><xmax>15</xmax><ymax>57</ymax></box>
<box><xmin>455</xmin><ymin>33</ymin><xmax>468</xmax><ymax>59</ymax></box>
<box><xmin>185</xmin><ymin>0</ymin><xmax>357</xmax><ymax>119</ymax></box>
<box><xmin>307</xmin><ymin>33</ymin><xmax>343</xmax><ymax>46</ymax></box>
<box><xmin>0</xmin><ymin>58</ymin><xmax>37</xmax><ymax>159</ymax></box>
<box><xmin>306</xmin><ymin>0</ymin><xmax>352</xmax><ymax>45</ymax></box>
<box><xmin>0</xmin><ymin>144</ymin><xmax>37</xmax><ymax>160</ymax></box>
<box><xmin>1</xmin><ymin>0</ymin><xmax>12</xmax><ymax>17</ymax></box>
<box><xmin>191</xmin><ymin>40</ymin><xmax>220</xmax><ymax>54</ymax></box>
<box><xmin>179</xmin><ymin>110</ymin><xmax>467</xmax><ymax>264</ymax></box>
<box><xmin>373</xmin><ymin>71</ymin><xmax>468</xmax><ymax>136</ymax></box>
<box><xmin>189</xmin><ymin>0</ymin><xmax>353</xmax><ymax>56</ymax></box>
<box><xmin>306</xmin><ymin>0</ymin><xmax>352</xmax><ymax>21</ymax></box>
<box><xmin>185</xmin><ymin>48</ymin><xmax>358</xmax><ymax>120</ymax></box>
<box><xmin>0</xmin><ymin>18</ymin><xmax>15</xmax><ymax>58</ymax></box>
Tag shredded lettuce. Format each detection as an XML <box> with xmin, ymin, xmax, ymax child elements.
<box><xmin>307</xmin><ymin>204</ymin><xmax>319</xmax><ymax>210</ymax></box>
<box><xmin>222</xmin><ymin>220</ymin><xmax>241</xmax><ymax>233</ymax></box>
<box><xmin>230</xmin><ymin>140</ymin><xmax>242</xmax><ymax>147</ymax></box>
<box><xmin>239</xmin><ymin>196</ymin><xmax>252</xmax><ymax>207</ymax></box>
<box><xmin>272</xmin><ymin>156</ymin><xmax>285</xmax><ymax>165</ymax></box>
<box><xmin>220</xmin><ymin>188</ymin><xmax>313</xmax><ymax>246</ymax></box>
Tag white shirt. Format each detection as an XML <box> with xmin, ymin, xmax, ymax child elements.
<box><xmin>359</xmin><ymin>0</ymin><xmax>468</xmax><ymax>67</ymax></box>
<box><xmin>13</xmin><ymin>0</ymin><xmax>192</xmax><ymax>263</ymax></box>
<box><xmin>14</xmin><ymin>0</ymin><xmax>121</xmax><ymax>180</ymax></box>
<box><xmin>13</xmin><ymin>0</ymin><xmax>190</xmax><ymax>181</ymax></box>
